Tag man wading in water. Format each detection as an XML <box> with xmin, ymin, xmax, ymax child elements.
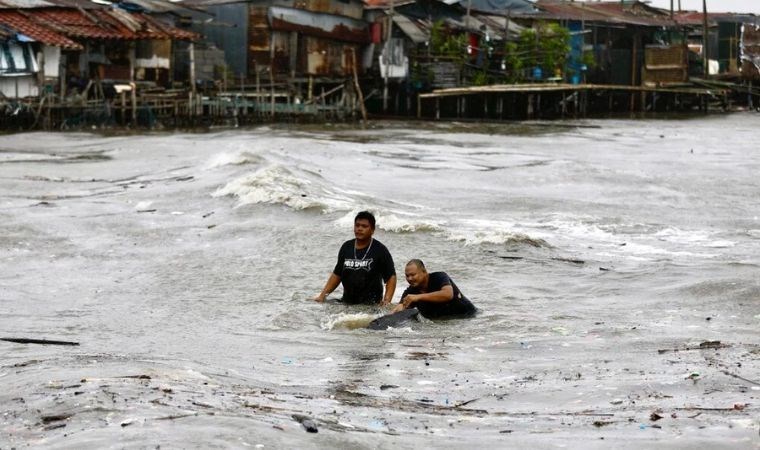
<box><xmin>392</xmin><ymin>259</ymin><xmax>476</xmax><ymax>319</ymax></box>
<box><xmin>313</xmin><ymin>211</ymin><xmax>397</xmax><ymax>305</ymax></box>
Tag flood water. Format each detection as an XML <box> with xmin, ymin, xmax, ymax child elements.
<box><xmin>1</xmin><ymin>115</ymin><xmax>759</xmax><ymax>448</ymax></box>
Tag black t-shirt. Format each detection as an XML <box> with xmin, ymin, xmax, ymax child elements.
<box><xmin>333</xmin><ymin>238</ymin><xmax>395</xmax><ymax>304</ymax></box>
<box><xmin>401</xmin><ymin>271</ymin><xmax>476</xmax><ymax>319</ymax></box>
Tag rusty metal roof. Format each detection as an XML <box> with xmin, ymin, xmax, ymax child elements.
<box><xmin>529</xmin><ymin>0</ymin><xmax>677</xmax><ymax>27</ymax></box>
<box><xmin>0</xmin><ymin>10</ymin><xmax>82</xmax><ymax>48</ymax></box>
<box><xmin>268</xmin><ymin>6</ymin><xmax>369</xmax><ymax>44</ymax></box>
<box><xmin>674</xmin><ymin>11</ymin><xmax>760</xmax><ymax>26</ymax></box>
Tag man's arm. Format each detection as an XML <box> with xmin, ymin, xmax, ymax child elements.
<box><xmin>313</xmin><ymin>273</ymin><xmax>341</xmax><ymax>302</ymax></box>
<box><xmin>400</xmin><ymin>285</ymin><xmax>453</xmax><ymax>309</ymax></box>
<box><xmin>380</xmin><ymin>274</ymin><xmax>397</xmax><ymax>306</ymax></box>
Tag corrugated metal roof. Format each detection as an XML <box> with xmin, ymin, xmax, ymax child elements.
<box><xmin>268</xmin><ymin>6</ymin><xmax>369</xmax><ymax>43</ymax></box>
<box><xmin>674</xmin><ymin>11</ymin><xmax>760</xmax><ymax>27</ymax></box>
<box><xmin>0</xmin><ymin>10</ymin><xmax>82</xmax><ymax>48</ymax></box>
<box><xmin>393</xmin><ymin>14</ymin><xmax>427</xmax><ymax>43</ymax></box>
<box><xmin>588</xmin><ymin>1</ymin><xmax>676</xmax><ymax>26</ymax></box>
<box><xmin>471</xmin><ymin>12</ymin><xmax>526</xmax><ymax>38</ymax></box>
<box><xmin>529</xmin><ymin>0</ymin><xmax>677</xmax><ymax>27</ymax></box>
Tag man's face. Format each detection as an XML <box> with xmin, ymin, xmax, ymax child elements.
<box><xmin>405</xmin><ymin>264</ymin><xmax>426</xmax><ymax>288</ymax></box>
<box><xmin>354</xmin><ymin>218</ymin><xmax>374</xmax><ymax>241</ymax></box>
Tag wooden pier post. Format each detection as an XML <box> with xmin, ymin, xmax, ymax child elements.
<box><xmin>350</xmin><ymin>48</ymin><xmax>367</xmax><ymax>124</ymax></box>
<box><xmin>130</xmin><ymin>84</ymin><xmax>137</xmax><ymax>124</ymax></box>
<box><xmin>526</xmin><ymin>94</ymin><xmax>533</xmax><ymax>119</ymax></box>
<box><xmin>255</xmin><ymin>63</ymin><xmax>261</xmax><ymax>117</ymax></box>
<box><xmin>270</xmin><ymin>67</ymin><xmax>275</xmax><ymax>118</ymax></box>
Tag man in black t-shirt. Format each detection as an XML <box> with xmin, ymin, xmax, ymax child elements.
<box><xmin>314</xmin><ymin>211</ymin><xmax>397</xmax><ymax>305</ymax></box>
<box><xmin>392</xmin><ymin>259</ymin><xmax>476</xmax><ymax>319</ymax></box>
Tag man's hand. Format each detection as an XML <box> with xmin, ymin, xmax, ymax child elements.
<box><xmin>380</xmin><ymin>296</ymin><xmax>393</xmax><ymax>307</ymax></box>
<box><xmin>313</xmin><ymin>293</ymin><xmax>327</xmax><ymax>303</ymax></box>
<box><xmin>401</xmin><ymin>294</ymin><xmax>420</xmax><ymax>309</ymax></box>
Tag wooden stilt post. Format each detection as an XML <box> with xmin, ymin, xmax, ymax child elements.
<box><xmin>527</xmin><ymin>94</ymin><xmax>533</xmax><ymax>119</ymax></box>
<box><xmin>130</xmin><ymin>84</ymin><xmax>137</xmax><ymax>124</ymax></box>
<box><xmin>189</xmin><ymin>42</ymin><xmax>196</xmax><ymax>96</ymax></box>
<box><xmin>270</xmin><ymin>66</ymin><xmax>275</xmax><ymax>118</ymax></box>
<box><xmin>630</xmin><ymin>31</ymin><xmax>639</xmax><ymax>112</ymax></box>
<box><xmin>350</xmin><ymin>48</ymin><xmax>367</xmax><ymax>124</ymax></box>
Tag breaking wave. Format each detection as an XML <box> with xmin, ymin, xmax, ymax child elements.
<box><xmin>205</xmin><ymin>151</ymin><xmax>263</xmax><ymax>169</ymax></box>
<box><xmin>212</xmin><ymin>165</ymin><xmax>354</xmax><ymax>211</ymax></box>
<box><xmin>334</xmin><ymin>210</ymin><xmax>444</xmax><ymax>233</ymax></box>
<box><xmin>447</xmin><ymin>228</ymin><xmax>551</xmax><ymax>248</ymax></box>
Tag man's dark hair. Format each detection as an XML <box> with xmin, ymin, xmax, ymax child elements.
<box><xmin>406</xmin><ymin>259</ymin><xmax>426</xmax><ymax>271</ymax></box>
<box><xmin>355</xmin><ymin>211</ymin><xmax>376</xmax><ymax>229</ymax></box>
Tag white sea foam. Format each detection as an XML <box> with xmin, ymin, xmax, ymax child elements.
<box><xmin>213</xmin><ymin>165</ymin><xmax>354</xmax><ymax>211</ymax></box>
<box><xmin>320</xmin><ymin>312</ymin><xmax>379</xmax><ymax>330</ymax></box>
<box><xmin>205</xmin><ymin>151</ymin><xmax>263</xmax><ymax>169</ymax></box>
<box><xmin>379</xmin><ymin>214</ymin><xmax>444</xmax><ymax>233</ymax></box>
<box><xmin>446</xmin><ymin>219</ymin><xmax>551</xmax><ymax>247</ymax></box>
<box><xmin>334</xmin><ymin>210</ymin><xmax>444</xmax><ymax>233</ymax></box>
<box><xmin>134</xmin><ymin>201</ymin><xmax>153</xmax><ymax>211</ymax></box>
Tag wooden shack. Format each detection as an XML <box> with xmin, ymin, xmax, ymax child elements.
<box><xmin>187</xmin><ymin>0</ymin><xmax>370</xmax><ymax>80</ymax></box>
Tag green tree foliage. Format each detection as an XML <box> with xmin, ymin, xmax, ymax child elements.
<box><xmin>503</xmin><ymin>23</ymin><xmax>571</xmax><ymax>82</ymax></box>
<box><xmin>429</xmin><ymin>20</ymin><xmax>467</xmax><ymax>64</ymax></box>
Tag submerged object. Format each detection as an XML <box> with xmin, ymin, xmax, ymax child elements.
<box><xmin>367</xmin><ymin>308</ymin><xmax>419</xmax><ymax>330</ymax></box>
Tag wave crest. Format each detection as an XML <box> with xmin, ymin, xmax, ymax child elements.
<box><xmin>213</xmin><ymin>165</ymin><xmax>352</xmax><ymax>211</ymax></box>
<box><xmin>448</xmin><ymin>229</ymin><xmax>550</xmax><ymax>248</ymax></box>
<box><xmin>335</xmin><ymin>211</ymin><xmax>444</xmax><ymax>233</ymax></box>
<box><xmin>206</xmin><ymin>151</ymin><xmax>263</xmax><ymax>169</ymax></box>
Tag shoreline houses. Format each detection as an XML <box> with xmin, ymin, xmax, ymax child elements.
<box><xmin>0</xmin><ymin>0</ymin><xmax>199</xmax><ymax>96</ymax></box>
<box><xmin>1</xmin><ymin>0</ymin><xmax>759</xmax><ymax>130</ymax></box>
